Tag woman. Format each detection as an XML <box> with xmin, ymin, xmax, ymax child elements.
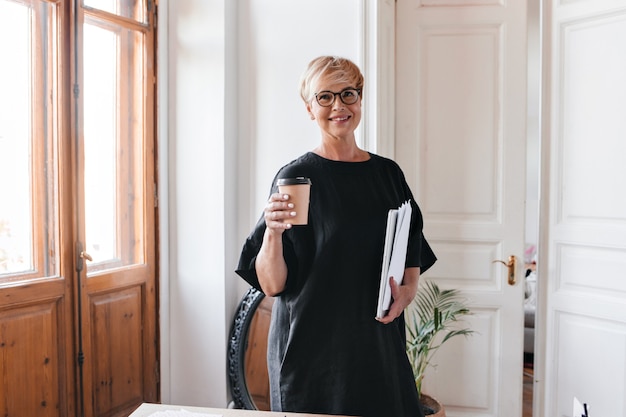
<box><xmin>236</xmin><ymin>56</ymin><xmax>436</xmax><ymax>417</ymax></box>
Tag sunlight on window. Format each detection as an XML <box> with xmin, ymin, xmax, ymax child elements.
<box><xmin>1</xmin><ymin>0</ymin><xmax>146</xmax><ymax>276</ymax></box>
<box><xmin>84</xmin><ymin>23</ymin><xmax>118</xmax><ymax>264</ymax></box>
<box><xmin>0</xmin><ymin>2</ymin><xmax>33</xmax><ymax>274</ymax></box>
<box><xmin>83</xmin><ymin>0</ymin><xmax>146</xmax><ymax>23</ymax></box>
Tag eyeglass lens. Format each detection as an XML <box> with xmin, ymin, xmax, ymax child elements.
<box><xmin>315</xmin><ymin>88</ymin><xmax>360</xmax><ymax>107</ymax></box>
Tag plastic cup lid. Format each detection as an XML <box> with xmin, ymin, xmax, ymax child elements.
<box><xmin>276</xmin><ymin>177</ymin><xmax>312</xmax><ymax>186</ymax></box>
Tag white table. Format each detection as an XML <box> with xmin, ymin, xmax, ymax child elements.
<box><xmin>129</xmin><ymin>403</ymin><xmax>352</xmax><ymax>417</ymax></box>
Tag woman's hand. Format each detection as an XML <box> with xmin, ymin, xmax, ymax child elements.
<box><xmin>255</xmin><ymin>193</ymin><xmax>295</xmax><ymax>296</ymax></box>
<box><xmin>264</xmin><ymin>193</ymin><xmax>296</xmax><ymax>232</ymax></box>
<box><xmin>376</xmin><ymin>267</ymin><xmax>421</xmax><ymax>324</ymax></box>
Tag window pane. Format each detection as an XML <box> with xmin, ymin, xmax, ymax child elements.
<box><xmin>0</xmin><ymin>1</ymin><xmax>57</xmax><ymax>280</ymax></box>
<box><xmin>83</xmin><ymin>20</ymin><xmax>145</xmax><ymax>273</ymax></box>
<box><xmin>83</xmin><ymin>0</ymin><xmax>146</xmax><ymax>23</ymax></box>
<box><xmin>0</xmin><ymin>2</ymin><xmax>32</xmax><ymax>275</ymax></box>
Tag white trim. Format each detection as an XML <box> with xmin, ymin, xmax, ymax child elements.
<box><xmin>363</xmin><ymin>0</ymin><xmax>396</xmax><ymax>158</ymax></box>
<box><xmin>157</xmin><ymin>0</ymin><xmax>171</xmax><ymax>403</ymax></box>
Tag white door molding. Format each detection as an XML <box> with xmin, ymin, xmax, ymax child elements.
<box><xmin>362</xmin><ymin>0</ymin><xmax>396</xmax><ymax>158</ymax></box>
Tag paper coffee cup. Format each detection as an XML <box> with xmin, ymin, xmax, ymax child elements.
<box><xmin>276</xmin><ymin>177</ymin><xmax>312</xmax><ymax>225</ymax></box>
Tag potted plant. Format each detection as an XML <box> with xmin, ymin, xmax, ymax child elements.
<box><xmin>405</xmin><ymin>280</ymin><xmax>475</xmax><ymax>416</ymax></box>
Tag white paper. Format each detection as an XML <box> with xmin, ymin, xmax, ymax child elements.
<box><xmin>572</xmin><ymin>397</ymin><xmax>586</xmax><ymax>417</ymax></box>
<box><xmin>149</xmin><ymin>410</ymin><xmax>222</xmax><ymax>417</ymax></box>
<box><xmin>376</xmin><ymin>210</ymin><xmax>397</xmax><ymax>318</ymax></box>
<box><xmin>376</xmin><ymin>201</ymin><xmax>412</xmax><ymax>318</ymax></box>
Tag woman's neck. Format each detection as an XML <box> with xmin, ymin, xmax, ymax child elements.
<box><xmin>312</xmin><ymin>141</ymin><xmax>370</xmax><ymax>162</ymax></box>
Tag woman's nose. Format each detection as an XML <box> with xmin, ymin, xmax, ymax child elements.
<box><xmin>332</xmin><ymin>98</ymin><xmax>345</xmax><ymax>110</ymax></box>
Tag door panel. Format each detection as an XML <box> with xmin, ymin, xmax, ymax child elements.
<box><xmin>541</xmin><ymin>2</ymin><xmax>626</xmax><ymax>416</ymax></box>
<box><xmin>77</xmin><ymin>3</ymin><xmax>158</xmax><ymax>416</ymax></box>
<box><xmin>396</xmin><ymin>1</ymin><xmax>527</xmax><ymax>416</ymax></box>
<box><xmin>0</xmin><ymin>1</ymin><xmax>74</xmax><ymax>416</ymax></box>
<box><xmin>90</xmin><ymin>286</ymin><xmax>145</xmax><ymax>415</ymax></box>
<box><xmin>0</xmin><ymin>293</ymin><xmax>69</xmax><ymax>417</ymax></box>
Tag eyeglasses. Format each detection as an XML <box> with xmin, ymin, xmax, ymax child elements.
<box><xmin>314</xmin><ymin>88</ymin><xmax>361</xmax><ymax>107</ymax></box>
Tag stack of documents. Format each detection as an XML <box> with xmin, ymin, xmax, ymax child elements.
<box><xmin>376</xmin><ymin>200</ymin><xmax>412</xmax><ymax>319</ymax></box>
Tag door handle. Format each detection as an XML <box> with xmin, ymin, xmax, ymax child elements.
<box><xmin>76</xmin><ymin>242</ymin><xmax>93</xmax><ymax>272</ymax></box>
<box><xmin>493</xmin><ymin>255</ymin><xmax>516</xmax><ymax>285</ymax></box>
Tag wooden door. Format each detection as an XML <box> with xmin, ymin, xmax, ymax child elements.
<box><xmin>0</xmin><ymin>2</ymin><xmax>75</xmax><ymax>416</ymax></box>
<box><xmin>539</xmin><ymin>1</ymin><xmax>626</xmax><ymax>416</ymax></box>
<box><xmin>75</xmin><ymin>2</ymin><xmax>159</xmax><ymax>416</ymax></box>
<box><xmin>0</xmin><ymin>1</ymin><xmax>159</xmax><ymax>416</ymax></box>
<box><xmin>396</xmin><ymin>1</ymin><xmax>528</xmax><ymax>416</ymax></box>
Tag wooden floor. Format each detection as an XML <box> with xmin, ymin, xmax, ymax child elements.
<box><xmin>523</xmin><ymin>360</ymin><xmax>534</xmax><ymax>417</ymax></box>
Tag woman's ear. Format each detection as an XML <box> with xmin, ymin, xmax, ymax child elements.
<box><xmin>306</xmin><ymin>103</ymin><xmax>315</xmax><ymax>120</ymax></box>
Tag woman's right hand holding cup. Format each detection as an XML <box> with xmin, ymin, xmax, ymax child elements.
<box><xmin>265</xmin><ymin>193</ymin><xmax>296</xmax><ymax>231</ymax></box>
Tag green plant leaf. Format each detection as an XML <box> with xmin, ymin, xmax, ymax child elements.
<box><xmin>405</xmin><ymin>280</ymin><xmax>474</xmax><ymax>399</ymax></box>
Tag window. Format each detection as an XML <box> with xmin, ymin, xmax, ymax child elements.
<box><xmin>0</xmin><ymin>1</ymin><xmax>58</xmax><ymax>281</ymax></box>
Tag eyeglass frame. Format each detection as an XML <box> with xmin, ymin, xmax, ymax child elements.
<box><xmin>314</xmin><ymin>87</ymin><xmax>362</xmax><ymax>107</ymax></box>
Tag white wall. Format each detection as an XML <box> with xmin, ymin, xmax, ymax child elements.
<box><xmin>526</xmin><ymin>0</ymin><xmax>541</xmax><ymax>251</ymax></box>
<box><xmin>159</xmin><ymin>0</ymin><xmax>229</xmax><ymax>407</ymax></box>
<box><xmin>237</xmin><ymin>1</ymin><xmax>367</xmax><ymax>233</ymax></box>
<box><xmin>159</xmin><ymin>0</ymin><xmax>369</xmax><ymax>408</ymax></box>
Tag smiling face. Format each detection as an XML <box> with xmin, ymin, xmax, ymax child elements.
<box><xmin>306</xmin><ymin>77</ymin><xmax>362</xmax><ymax>142</ymax></box>
<box><xmin>299</xmin><ymin>56</ymin><xmax>365</xmax><ymax>144</ymax></box>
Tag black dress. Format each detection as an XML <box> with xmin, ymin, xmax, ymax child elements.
<box><xmin>236</xmin><ymin>152</ymin><xmax>436</xmax><ymax>417</ymax></box>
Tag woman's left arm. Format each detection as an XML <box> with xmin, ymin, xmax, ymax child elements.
<box><xmin>376</xmin><ymin>267</ymin><xmax>420</xmax><ymax>324</ymax></box>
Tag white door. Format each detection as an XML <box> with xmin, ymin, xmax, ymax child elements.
<box><xmin>539</xmin><ymin>1</ymin><xmax>626</xmax><ymax>416</ymax></box>
<box><xmin>396</xmin><ymin>2</ymin><xmax>528</xmax><ymax>416</ymax></box>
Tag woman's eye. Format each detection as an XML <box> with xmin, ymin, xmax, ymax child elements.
<box><xmin>318</xmin><ymin>93</ymin><xmax>332</xmax><ymax>101</ymax></box>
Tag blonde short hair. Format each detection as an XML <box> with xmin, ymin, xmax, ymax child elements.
<box><xmin>299</xmin><ymin>56</ymin><xmax>364</xmax><ymax>103</ymax></box>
